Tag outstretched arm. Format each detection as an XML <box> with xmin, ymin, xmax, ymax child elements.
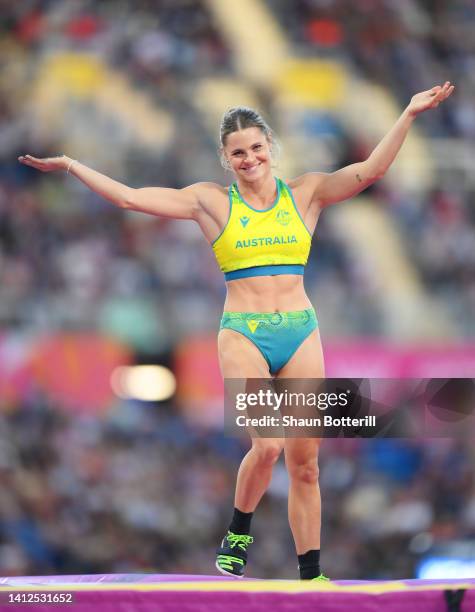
<box><xmin>17</xmin><ymin>155</ymin><xmax>202</xmax><ymax>220</ymax></box>
<box><xmin>310</xmin><ymin>81</ymin><xmax>455</xmax><ymax>207</ymax></box>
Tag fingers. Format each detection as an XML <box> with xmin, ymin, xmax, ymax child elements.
<box><xmin>430</xmin><ymin>81</ymin><xmax>453</xmax><ymax>96</ymax></box>
<box><xmin>438</xmin><ymin>81</ymin><xmax>455</xmax><ymax>105</ymax></box>
<box><xmin>439</xmin><ymin>81</ymin><xmax>454</xmax><ymax>99</ymax></box>
<box><xmin>18</xmin><ymin>154</ymin><xmax>38</xmax><ymax>164</ymax></box>
<box><xmin>445</xmin><ymin>84</ymin><xmax>455</xmax><ymax>98</ymax></box>
<box><xmin>18</xmin><ymin>154</ymin><xmax>46</xmax><ymax>170</ymax></box>
<box><xmin>431</xmin><ymin>81</ymin><xmax>455</xmax><ymax>107</ymax></box>
<box><xmin>18</xmin><ymin>154</ymin><xmax>65</xmax><ymax>166</ymax></box>
<box><xmin>18</xmin><ymin>154</ymin><xmax>66</xmax><ymax>172</ymax></box>
<box><xmin>18</xmin><ymin>154</ymin><xmax>48</xmax><ymax>167</ymax></box>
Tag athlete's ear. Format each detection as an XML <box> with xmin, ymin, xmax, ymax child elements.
<box><xmin>219</xmin><ymin>147</ymin><xmax>232</xmax><ymax>171</ymax></box>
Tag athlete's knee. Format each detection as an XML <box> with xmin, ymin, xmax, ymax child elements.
<box><xmin>287</xmin><ymin>457</ymin><xmax>319</xmax><ymax>485</ymax></box>
<box><xmin>252</xmin><ymin>442</ymin><xmax>283</xmax><ymax>468</ymax></box>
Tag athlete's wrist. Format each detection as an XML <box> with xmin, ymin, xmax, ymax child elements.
<box><xmin>403</xmin><ymin>105</ymin><xmax>418</xmax><ymax>121</ymax></box>
<box><xmin>59</xmin><ymin>155</ymin><xmax>71</xmax><ymax>171</ymax></box>
<box><xmin>61</xmin><ymin>156</ymin><xmax>77</xmax><ymax>174</ymax></box>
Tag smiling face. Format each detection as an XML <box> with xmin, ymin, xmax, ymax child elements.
<box><xmin>222</xmin><ymin>127</ymin><xmax>273</xmax><ymax>183</ymax></box>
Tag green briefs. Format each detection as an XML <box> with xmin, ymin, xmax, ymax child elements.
<box><xmin>220</xmin><ymin>308</ymin><xmax>318</xmax><ymax>375</ymax></box>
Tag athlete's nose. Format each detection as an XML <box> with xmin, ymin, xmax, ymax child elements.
<box><xmin>244</xmin><ymin>151</ymin><xmax>257</xmax><ymax>164</ymax></box>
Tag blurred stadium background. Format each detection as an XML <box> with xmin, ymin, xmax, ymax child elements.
<box><xmin>0</xmin><ymin>0</ymin><xmax>475</xmax><ymax>580</ymax></box>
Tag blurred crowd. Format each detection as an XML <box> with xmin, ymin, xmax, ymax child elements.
<box><xmin>0</xmin><ymin>0</ymin><xmax>474</xmax><ymax>580</ymax></box>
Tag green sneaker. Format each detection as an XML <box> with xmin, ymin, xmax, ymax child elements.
<box><xmin>312</xmin><ymin>573</ymin><xmax>330</xmax><ymax>582</ymax></box>
<box><xmin>216</xmin><ymin>531</ymin><xmax>254</xmax><ymax>577</ymax></box>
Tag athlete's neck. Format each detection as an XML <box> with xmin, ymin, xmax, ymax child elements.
<box><xmin>236</xmin><ymin>173</ymin><xmax>277</xmax><ymax>209</ymax></box>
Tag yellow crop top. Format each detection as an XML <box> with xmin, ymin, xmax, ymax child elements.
<box><xmin>212</xmin><ymin>177</ymin><xmax>312</xmax><ymax>280</ymax></box>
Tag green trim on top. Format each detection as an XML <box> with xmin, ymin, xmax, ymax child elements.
<box><xmin>234</xmin><ymin>177</ymin><xmax>280</xmax><ymax>212</ymax></box>
<box><xmin>282</xmin><ymin>179</ymin><xmax>312</xmax><ymax>238</ymax></box>
<box><xmin>211</xmin><ymin>184</ymin><xmax>234</xmax><ymax>246</ymax></box>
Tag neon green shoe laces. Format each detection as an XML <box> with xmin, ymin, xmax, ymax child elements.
<box><xmin>312</xmin><ymin>573</ymin><xmax>330</xmax><ymax>582</ymax></box>
<box><xmin>227</xmin><ymin>532</ymin><xmax>254</xmax><ymax>552</ymax></box>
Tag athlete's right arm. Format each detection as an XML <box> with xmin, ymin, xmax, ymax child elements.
<box><xmin>17</xmin><ymin>154</ymin><xmax>201</xmax><ymax>220</ymax></box>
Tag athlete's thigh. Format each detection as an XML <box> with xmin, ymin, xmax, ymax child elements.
<box><xmin>218</xmin><ymin>328</ymin><xmax>270</xmax><ymax>378</ymax></box>
<box><xmin>277</xmin><ymin>328</ymin><xmax>325</xmax><ymax>378</ymax></box>
<box><xmin>276</xmin><ymin>329</ymin><xmax>325</xmax><ymax>439</ymax></box>
<box><xmin>219</xmin><ymin>330</ymin><xmax>283</xmax><ymax>439</ymax></box>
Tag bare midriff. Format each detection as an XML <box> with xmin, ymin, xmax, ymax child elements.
<box><xmin>223</xmin><ymin>274</ymin><xmax>312</xmax><ymax>313</ymax></box>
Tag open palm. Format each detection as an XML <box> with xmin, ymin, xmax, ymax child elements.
<box><xmin>408</xmin><ymin>81</ymin><xmax>455</xmax><ymax>116</ymax></box>
<box><xmin>18</xmin><ymin>154</ymin><xmax>68</xmax><ymax>172</ymax></box>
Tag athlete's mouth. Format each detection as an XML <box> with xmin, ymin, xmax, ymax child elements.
<box><xmin>241</xmin><ymin>163</ymin><xmax>261</xmax><ymax>172</ymax></box>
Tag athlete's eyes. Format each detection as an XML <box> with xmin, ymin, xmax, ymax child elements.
<box><xmin>231</xmin><ymin>144</ymin><xmax>262</xmax><ymax>156</ymax></box>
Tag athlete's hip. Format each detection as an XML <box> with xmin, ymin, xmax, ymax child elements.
<box><xmin>219</xmin><ymin>308</ymin><xmax>318</xmax><ymax>375</ymax></box>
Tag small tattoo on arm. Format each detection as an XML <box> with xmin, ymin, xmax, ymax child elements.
<box><xmin>356</xmin><ymin>173</ymin><xmax>362</xmax><ymax>183</ymax></box>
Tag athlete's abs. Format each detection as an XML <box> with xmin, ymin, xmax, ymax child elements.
<box><xmin>223</xmin><ymin>275</ymin><xmax>312</xmax><ymax>313</ymax></box>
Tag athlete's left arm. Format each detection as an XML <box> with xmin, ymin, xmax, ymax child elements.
<box><xmin>311</xmin><ymin>81</ymin><xmax>454</xmax><ymax>207</ymax></box>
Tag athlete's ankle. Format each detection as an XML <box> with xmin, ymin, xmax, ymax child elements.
<box><xmin>229</xmin><ymin>507</ymin><xmax>253</xmax><ymax>535</ymax></box>
<box><xmin>298</xmin><ymin>549</ymin><xmax>321</xmax><ymax>580</ymax></box>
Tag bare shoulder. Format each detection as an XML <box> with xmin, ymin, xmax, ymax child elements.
<box><xmin>287</xmin><ymin>173</ymin><xmax>326</xmax><ymax>196</ymax></box>
<box><xmin>286</xmin><ymin>172</ymin><xmax>327</xmax><ymax>208</ymax></box>
<box><xmin>187</xmin><ymin>181</ymin><xmax>227</xmax><ymax>211</ymax></box>
<box><xmin>187</xmin><ymin>181</ymin><xmax>230</xmax><ymax>241</ymax></box>
<box><xmin>187</xmin><ymin>181</ymin><xmax>227</xmax><ymax>200</ymax></box>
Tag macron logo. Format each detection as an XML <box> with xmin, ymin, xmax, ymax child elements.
<box><xmin>240</xmin><ymin>216</ymin><xmax>250</xmax><ymax>228</ymax></box>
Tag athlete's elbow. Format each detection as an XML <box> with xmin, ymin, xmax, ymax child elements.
<box><xmin>364</xmin><ymin>165</ymin><xmax>385</xmax><ymax>183</ymax></box>
<box><xmin>122</xmin><ymin>188</ymin><xmax>137</xmax><ymax>210</ymax></box>
<box><xmin>362</xmin><ymin>159</ymin><xmax>386</xmax><ymax>183</ymax></box>
<box><xmin>372</xmin><ymin>169</ymin><xmax>386</xmax><ymax>182</ymax></box>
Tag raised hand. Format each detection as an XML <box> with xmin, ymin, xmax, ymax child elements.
<box><xmin>407</xmin><ymin>81</ymin><xmax>455</xmax><ymax>117</ymax></box>
<box><xmin>18</xmin><ymin>154</ymin><xmax>72</xmax><ymax>173</ymax></box>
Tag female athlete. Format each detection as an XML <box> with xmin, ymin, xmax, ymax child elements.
<box><xmin>18</xmin><ymin>80</ymin><xmax>454</xmax><ymax>580</ymax></box>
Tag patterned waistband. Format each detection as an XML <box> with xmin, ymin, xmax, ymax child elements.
<box><xmin>221</xmin><ymin>307</ymin><xmax>316</xmax><ymax>325</ymax></box>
